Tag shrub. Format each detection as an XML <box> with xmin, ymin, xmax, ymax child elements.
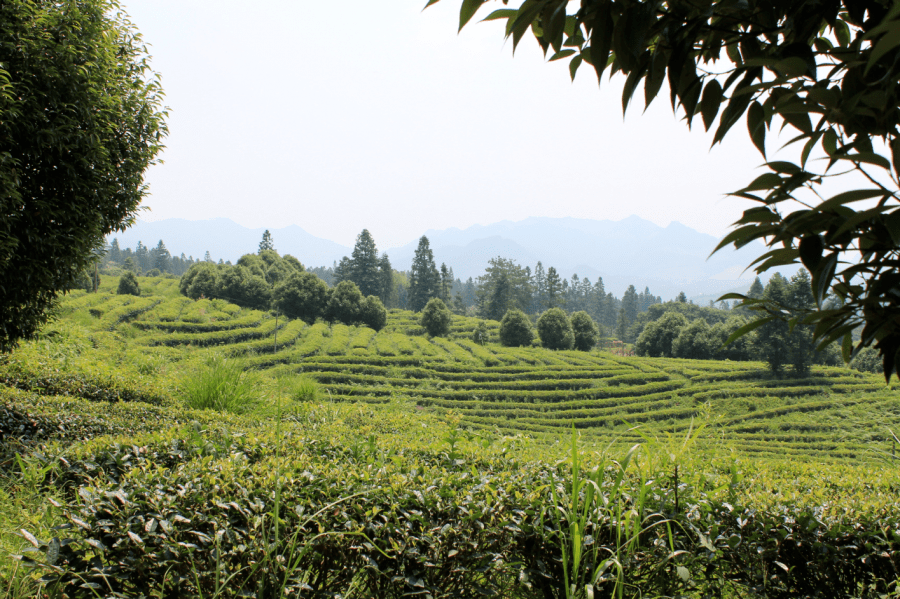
<box><xmin>499</xmin><ymin>309</ymin><xmax>534</xmax><ymax>347</ymax></box>
<box><xmin>421</xmin><ymin>298</ymin><xmax>452</xmax><ymax>337</ymax></box>
<box><xmin>217</xmin><ymin>266</ymin><xmax>271</xmax><ymax>311</ymax></box>
<box><xmin>182</xmin><ymin>354</ymin><xmax>261</xmax><ymax>414</ymax></box>
<box><xmin>537</xmin><ymin>308</ymin><xmax>574</xmax><ymax>350</ymax></box>
<box><xmin>273</xmin><ymin>271</ymin><xmax>329</xmax><ymax>323</ymax></box>
<box><xmin>179</xmin><ymin>262</ymin><xmax>219</xmax><ymax>300</ymax></box>
<box><xmin>472</xmin><ymin>320</ymin><xmax>490</xmax><ymax>344</ymax></box>
<box><xmin>635</xmin><ymin>312</ymin><xmax>688</xmax><ymax>357</ymax></box>
<box><xmin>326</xmin><ymin>280</ymin><xmax>365</xmax><ymax>324</ymax></box>
<box><xmin>360</xmin><ymin>295</ymin><xmax>388</xmax><ymax>331</ymax></box>
<box><xmin>570</xmin><ymin>311</ymin><xmax>599</xmax><ymax>351</ymax></box>
<box><xmin>116</xmin><ymin>272</ymin><xmax>140</xmax><ymax>296</ymax></box>
<box><xmin>852</xmin><ymin>346</ymin><xmax>883</xmax><ymax>374</ymax></box>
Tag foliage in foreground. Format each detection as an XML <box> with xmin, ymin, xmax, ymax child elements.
<box><xmin>0</xmin><ymin>0</ymin><xmax>167</xmax><ymax>352</ymax></box>
<box><xmin>433</xmin><ymin>0</ymin><xmax>900</xmax><ymax>379</ymax></box>
<box><xmin>3</xmin><ymin>386</ymin><xmax>900</xmax><ymax>598</ymax></box>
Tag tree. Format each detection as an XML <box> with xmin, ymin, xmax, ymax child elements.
<box><xmin>570</xmin><ymin>311</ymin><xmax>599</xmax><ymax>351</ymax></box>
<box><xmin>273</xmin><ymin>272</ymin><xmax>330</xmax><ymax>323</ymax></box>
<box><xmin>218</xmin><ymin>266</ymin><xmax>271</xmax><ymax>311</ymax></box>
<box><xmin>0</xmin><ymin>0</ymin><xmax>166</xmax><ymax>351</ymax></box>
<box><xmin>634</xmin><ymin>312</ymin><xmax>688</xmax><ymax>358</ymax></box>
<box><xmin>379</xmin><ymin>254</ymin><xmax>395</xmax><ymax>307</ymax></box>
<box><xmin>747</xmin><ymin>278</ymin><xmax>765</xmax><ymax>300</ymax></box>
<box><xmin>499</xmin><ymin>309</ymin><xmax>534</xmax><ymax>347</ymax></box>
<box><xmin>754</xmin><ymin>274</ymin><xmax>792</xmax><ymax>375</ymax></box>
<box><xmin>437</xmin><ymin>0</ymin><xmax>900</xmax><ymax>378</ymax></box>
<box><xmin>545</xmin><ymin>267</ymin><xmax>563</xmax><ymax>310</ymax></box>
<box><xmin>259</xmin><ymin>230</ymin><xmax>275</xmax><ymax>253</ymax></box>
<box><xmin>326</xmin><ymin>281</ymin><xmax>365</xmax><ymax>325</ymax></box>
<box><xmin>349</xmin><ymin>229</ymin><xmax>381</xmax><ymax>297</ymax></box>
<box><xmin>440</xmin><ymin>263</ymin><xmax>453</xmax><ymax>303</ymax></box>
<box><xmin>117</xmin><ymin>272</ymin><xmax>141</xmax><ymax>297</ymax></box>
<box><xmin>360</xmin><ymin>295</ymin><xmax>388</xmax><ymax>331</ymax></box>
<box><xmin>537</xmin><ymin>308</ymin><xmax>574</xmax><ymax>350</ymax></box>
<box><xmin>408</xmin><ymin>236</ymin><xmax>440</xmax><ymax>312</ymax></box>
<box><xmin>152</xmin><ymin>240</ymin><xmax>171</xmax><ymax>273</ymax></box>
<box><xmin>672</xmin><ymin>319</ymin><xmax>714</xmax><ymax>360</ymax></box>
<box><xmin>421</xmin><ymin>298</ymin><xmax>452</xmax><ymax>337</ymax></box>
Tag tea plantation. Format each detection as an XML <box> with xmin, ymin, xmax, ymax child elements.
<box><xmin>2</xmin><ymin>276</ymin><xmax>900</xmax><ymax>597</ymax></box>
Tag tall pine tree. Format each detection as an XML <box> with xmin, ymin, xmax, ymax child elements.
<box><xmin>408</xmin><ymin>236</ymin><xmax>440</xmax><ymax>312</ymax></box>
<box><xmin>259</xmin><ymin>230</ymin><xmax>275</xmax><ymax>253</ymax></box>
<box><xmin>349</xmin><ymin>229</ymin><xmax>380</xmax><ymax>297</ymax></box>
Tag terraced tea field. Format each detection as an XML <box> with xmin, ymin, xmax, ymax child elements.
<box><xmin>56</xmin><ymin>278</ymin><xmax>900</xmax><ymax>462</ymax></box>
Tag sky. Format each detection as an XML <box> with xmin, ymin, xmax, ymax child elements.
<box><xmin>120</xmin><ymin>0</ymin><xmax>767</xmax><ymax>249</ymax></box>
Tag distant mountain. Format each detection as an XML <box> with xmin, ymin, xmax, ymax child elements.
<box><xmin>110</xmin><ymin>216</ymin><xmax>796</xmax><ymax>301</ymax></box>
<box><xmin>387</xmin><ymin>216</ymin><xmax>795</xmax><ymax>300</ymax></box>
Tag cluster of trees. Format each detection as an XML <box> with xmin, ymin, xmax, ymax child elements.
<box><xmin>106</xmin><ymin>238</ymin><xmax>211</xmax><ymax>277</ymax></box>
<box><xmin>472</xmin><ymin>257</ymin><xmax>660</xmax><ymax>338</ymax></box>
<box><xmin>495</xmin><ymin>307</ymin><xmax>600</xmax><ymax>351</ymax></box>
<box><xmin>634</xmin><ymin>271</ymin><xmax>840</xmax><ymax>375</ymax></box>
<box><xmin>178</xmin><ymin>235</ymin><xmax>386</xmax><ymax>331</ymax></box>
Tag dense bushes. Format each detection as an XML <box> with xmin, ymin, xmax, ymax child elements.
<box><xmin>273</xmin><ymin>271</ymin><xmax>329</xmax><ymax>323</ymax></box>
<box><xmin>116</xmin><ymin>272</ymin><xmax>140</xmax><ymax>296</ymax></box>
<box><xmin>537</xmin><ymin>308</ymin><xmax>574</xmax><ymax>350</ymax></box>
<box><xmin>181</xmin><ymin>255</ymin><xmax>387</xmax><ymax>331</ymax></box>
<box><xmin>421</xmin><ymin>298</ymin><xmax>452</xmax><ymax>337</ymax></box>
<box><xmin>499</xmin><ymin>309</ymin><xmax>533</xmax><ymax>347</ymax></box>
<box><xmin>570</xmin><ymin>311</ymin><xmax>599</xmax><ymax>351</ymax></box>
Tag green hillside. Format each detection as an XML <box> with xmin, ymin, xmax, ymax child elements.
<box><xmin>36</xmin><ymin>276</ymin><xmax>900</xmax><ymax>462</ymax></box>
<box><xmin>3</xmin><ymin>276</ymin><xmax>900</xmax><ymax>597</ymax></box>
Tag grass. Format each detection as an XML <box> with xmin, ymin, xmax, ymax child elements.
<box><xmin>182</xmin><ymin>353</ymin><xmax>264</xmax><ymax>414</ymax></box>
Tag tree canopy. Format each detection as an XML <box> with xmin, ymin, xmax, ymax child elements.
<box><xmin>0</xmin><ymin>0</ymin><xmax>167</xmax><ymax>351</ymax></box>
<box><xmin>433</xmin><ymin>0</ymin><xmax>900</xmax><ymax>378</ymax></box>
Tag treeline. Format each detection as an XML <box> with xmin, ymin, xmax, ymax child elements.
<box><xmin>322</xmin><ymin>230</ymin><xmax>663</xmax><ymax>336</ymax></box>
<box><xmin>177</xmin><ymin>233</ymin><xmax>387</xmax><ymax>331</ymax></box>
<box><xmin>103</xmin><ymin>238</ymin><xmax>214</xmax><ymax>277</ymax></box>
<box><xmin>631</xmin><ymin>271</ymin><xmax>846</xmax><ymax>375</ymax></box>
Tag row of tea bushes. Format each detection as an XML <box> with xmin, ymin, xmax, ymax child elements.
<box><xmin>8</xmin><ymin>389</ymin><xmax>900</xmax><ymax>598</ymax></box>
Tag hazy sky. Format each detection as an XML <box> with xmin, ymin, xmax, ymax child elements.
<box><xmin>121</xmin><ymin>0</ymin><xmax>766</xmax><ymax>248</ymax></box>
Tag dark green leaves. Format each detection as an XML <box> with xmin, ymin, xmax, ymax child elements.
<box><xmin>459</xmin><ymin>0</ymin><xmax>487</xmax><ymax>31</ymax></box>
<box><xmin>700</xmin><ymin>79</ymin><xmax>723</xmax><ymax>131</ymax></box>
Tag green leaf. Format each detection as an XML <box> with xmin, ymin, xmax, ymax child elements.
<box><xmin>833</xmin><ymin>152</ymin><xmax>892</xmax><ymax>170</ymax></box>
<box><xmin>550</xmin><ymin>49</ymin><xmax>576</xmax><ymax>62</ymax></box>
<box><xmin>700</xmin><ymin>79</ymin><xmax>723</xmax><ymax>132</ymax></box>
<box><xmin>459</xmin><ymin>0</ymin><xmax>486</xmax><ymax>32</ymax></box>
<box><xmin>589</xmin><ymin>4</ymin><xmax>614</xmax><ymax>85</ymax></box>
<box><xmin>816</xmin><ymin>189</ymin><xmax>886</xmax><ymax>212</ymax></box>
<box><xmin>866</xmin><ymin>21</ymin><xmax>900</xmax><ymax>74</ymax></box>
<box><xmin>742</xmin><ymin>172</ymin><xmax>782</xmax><ymax>192</ymax></box>
<box><xmin>644</xmin><ymin>50</ymin><xmax>667</xmax><ymax>108</ymax></box>
<box><xmin>891</xmin><ymin>138</ymin><xmax>900</xmax><ymax>176</ymax></box>
<box><xmin>423</xmin><ymin>0</ymin><xmax>442</xmax><ymax>8</ymax></box>
<box><xmin>481</xmin><ymin>8</ymin><xmax>517</xmax><ymax>22</ymax></box>
<box><xmin>799</xmin><ymin>234</ymin><xmax>823</xmax><ymax>270</ymax></box>
<box><xmin>834</xmin><ymin>19</ymin><xmax>851</xmax><ymax>47</ymax></box>
<box><xmin>842</xmin><ymin>332</ymin><xmax>853</xmax><ymax>364</ymax></box>
<box><xmin>723</xmin><ymin>316</ymin><xmax>774</xmax><ymax>347</ymax></box>
<box><xmin>569</xmin><ymin>54</ymin><xmax>583</xmax><ymax>81</ymax></box>
<box><xmin>822</xmin><ymin>129</ymin><xmax>838</xmax><ymax>156</ymax></box>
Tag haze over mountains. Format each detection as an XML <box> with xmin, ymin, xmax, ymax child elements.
<box><xmin>110</xmin><ymin>216</ymin><xmax>793</xmax><ymax>300</ymax></box>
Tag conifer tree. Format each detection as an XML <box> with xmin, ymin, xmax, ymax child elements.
<box><xmin>440</xmin><ymin>263</ymin><xmax>452</xmax><ymax>303</ymax></box>
<box><xmin>545</xmin><ymin>267</ymin><xmax>562</xmax><ymax>310</ymax></box>
<box><xmin>259</xmin><ymin>230</ymin><xmax>275</xmax><ymax>253</ymax></box>
<box><xmin>109</xmin><ymin>239</ymin><xmax>122</xmax><ymax>264</ymax></box>
<box><xmin>152</xmin><ymin>240</ymin><xmax>171</xmax><ymax>273</ymax></box>
<box><xmin>748</xmin><ymin>277</ymin><xmax>765</xmax><ymax>299</ymax></box>
<box><xmin>378</xmin><ymin>254</ymin><xmax>395</xmax><ymax>308</ymax></box>
<box><xmin>532</xmin><ymin>262</ymin><xmax>546</xmax><ymax>314</ymax></box>
<box><xmin>349</xmin><ymin>229</ymin><xmax>380</xmax><ymax>297</ymax></box>
<box><xmin>408</xmin><ymin>236</ymin><xmax>440</xmax><ymax>312</ymax></box>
